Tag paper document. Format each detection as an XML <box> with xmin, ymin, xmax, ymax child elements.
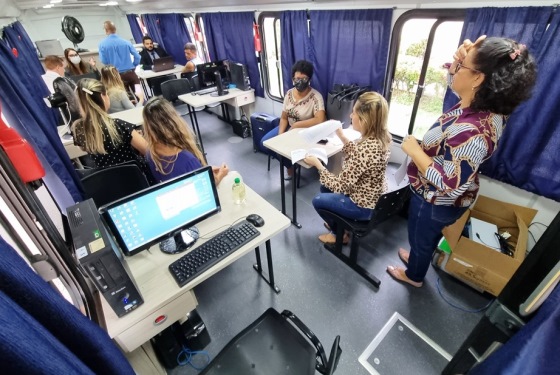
<box><xmin>394</xmin><ymin>156</ymin><xmax>410</xmax><ymax>185</ymax></box>
<box><xmin>291</xmin><ymin>148</ymin><xmax>328</xmax><ymax>166</ymax></box>
<box><xmin>327</xmin><ymin>127</ymin><xmax>362</xmax><ymax>146</ymax></box>
<box><xmin>300</xmin><ymin>120</ymin><xmax>342</xmax><ymax>144</ymax></box>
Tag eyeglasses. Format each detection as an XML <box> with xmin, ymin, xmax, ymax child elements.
<box><xmin>293</xmin><ymin>77</ymin><xmax>309</xmax><ymax>84</ymax></box>
<box><xmin>455</xmin><ymin>62</ymin><xmax>481</xmax><ymax>74</ymax></box>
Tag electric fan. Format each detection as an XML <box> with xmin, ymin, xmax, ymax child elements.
<box><xmin>61</xmin><ymin>16</ymin><xmax>88</xmax><ymax>52</ymax></box>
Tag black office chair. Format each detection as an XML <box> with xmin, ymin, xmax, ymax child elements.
<box><xmin>181</xmin><ymin>71</ymin><xmax>200</xmax><ymax>91</ymax></box>
<box><xmin>79</xmin><ymin>163</ymin><xmax>150</xmax><ymax>208</ymax></box>
<box><xmin>318</xmin><ymin>184</ymin><xmax>411</xmax><ymax>288</ymax></box>
<box><xmin>161</xmin><ymin>78</ymin><xmax>192</xmax><ymax>116</ymax></box>
<box><xmin>147</xmin><ymin>74</ymin><xmax>176</xmax><ymax>97</ymax></box>
<box><xmin>201</xmin><ymin>308</ymin><xmax>341</xmax><ymax>375</ymax></box>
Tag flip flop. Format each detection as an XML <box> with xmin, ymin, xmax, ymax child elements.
<box><xmin>386</xmin><ymin>266</ymin><xmax>423</xmax><ymax>288</ymax></box>
<box><xmin>398</xmin><ymin>248</ymin><xmax>410</xmax><ymax>265</ymax></box>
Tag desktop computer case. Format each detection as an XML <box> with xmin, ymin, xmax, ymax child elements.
<box><xmin>230</xmin><ymin>62</ymin><xmax>251</xmax><ymax>91</ymax></box>
<box><xmin>67</xmin><ymin>199</ymin><xmax>143</xmax><ymax>317</ymax></box>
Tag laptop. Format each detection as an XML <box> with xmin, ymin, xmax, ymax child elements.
<box><xmin>152</xmin><ymin>56</ymin><xmax>175</xmax><ymax>72</ymax></box>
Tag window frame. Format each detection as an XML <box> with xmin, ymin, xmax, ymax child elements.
<box><xmin>258</xmin><ymin>11</ymin><xmax>283</xmax><ymax>103</ymax></box>
<box><xmin>384</xmin><ymin>9</ymin><xmax>466</xmax><ymax>139</ymax></box>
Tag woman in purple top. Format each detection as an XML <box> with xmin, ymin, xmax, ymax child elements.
<box><xmin>142</xmin><ymin>97</ymin><xmax>229</xmax><ymax>184</ymax></box>
<box><xmin>387</xmin><ymin>36</ymin><xmax>537</xmax><ymax>287</ymax></box>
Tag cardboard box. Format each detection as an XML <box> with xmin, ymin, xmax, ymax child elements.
<box><xmin>443</xmin><ymin>195</ymin><xmax>537</xmax><ymax>296</ymax></box>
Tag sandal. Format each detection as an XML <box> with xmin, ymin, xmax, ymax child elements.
<box><xmin>398</xmin><ymin>248</ymin><xmax>410</xmax><ymax>265</ymax></box>
<box><xmin>386</xmin><ymin>266</ymin><xmax>423</xmax><ymax>288</ymax></box>
<box><xmin>318</xmin><ymin>233</ymin><xmax>349</xmax><ymax>245</ymax></box>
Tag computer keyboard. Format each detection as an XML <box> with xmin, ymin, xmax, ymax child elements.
<box><xmin>193</xmin><ymin>87</ymin><xmax>217</xmax><ymax>95</ymax></box>
<box><xmin>169</xmin><ymin>221</ymin><xmax>260</xmax><ymax>287</ymax></box>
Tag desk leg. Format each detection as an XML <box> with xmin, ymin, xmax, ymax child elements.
<box><xmin>280</xmin><ymin>158</ymin><xmax>286</xmax><ymax>215</ymax></box>
<box><xmin>252</xmin><ymin>240</ymin><xmax>280</xmax><ymax>294</ymax></box>
<box><xmin>291</xmin><ymin>165</ymin><xmax>301</xmax><ymax>228</ymax></box>
<box><xmin>140</xmin><ymin>78</ymin><xmax>151</xmax><ymax>99</ymax></box>
<box><xmin>188</xmin><ymin>105</ymin><xmax>206</xmax><ymax>158</ymax></box>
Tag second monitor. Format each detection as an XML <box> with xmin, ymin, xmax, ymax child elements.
<box><xmin>196</xmin><ymin>60</ymin><xmax>230</xmax><ymax>95</ymax></box>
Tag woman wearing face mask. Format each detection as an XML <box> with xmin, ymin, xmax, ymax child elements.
<box><xmin>64</xmin><ymin>48</ymin><xmax>100</xmax><ymax>79</ymax></box>
<box><xmin>259</xmin><ymin>60</ymin><xmax>326</xmax><ymax>178</ymax></box>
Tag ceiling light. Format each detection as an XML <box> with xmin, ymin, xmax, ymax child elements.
<box><xmin>106</xmin><ymin>1</ymin><xmax>119</xmax><ymax>4</ymax></box>
<box><xmin>50</xmin><ymin>0</ymin><xmax>62</xmax><ymax>3</ymax></box>
<box><xmin>126</xmin><ymin>0</ymin><xmax>142</xmax><ymax>2</ymax></box>
<box><xmin>43</xmin><ymin>3</ymin><xmax>54</xmax><ymax>8</ymax></box>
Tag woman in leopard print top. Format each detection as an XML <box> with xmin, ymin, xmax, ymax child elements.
<box><xmin>304</xmin><ymin>92</ymin><xmax>391</xmax><ymax>244</ymax></box>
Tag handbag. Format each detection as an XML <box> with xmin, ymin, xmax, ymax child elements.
<box><xmin>232</xmin><ymin>114</ymin><xmax>251</xmax><ymax>138</ymax></box>
<box><xmin>326</xmin><ymin>84</ymin><xmax>370</xmax><ymax>125</ymax></box>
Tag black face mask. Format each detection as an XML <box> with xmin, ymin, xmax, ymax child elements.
<box><xmin>293</xmin><ymin>79</ymin><xmax>310</xmax><ymax>92</ymax></box>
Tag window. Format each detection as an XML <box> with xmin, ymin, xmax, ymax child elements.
<box><xmin>385</xmin><ymin>10</ymin><xmax>465</xmax><ymax>139</ymax></box>
<box><xmin>260</xmin><ymin>13</ymin><xmax>283</xmax><ymax>101</ymax></box>
<box><xmin>185</xmin><ymin>16</ymin><xmax>208</xmax><ymax>62</ymax></box>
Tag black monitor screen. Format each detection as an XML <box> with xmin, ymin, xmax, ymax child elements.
<box><xmin>99</xmin><ymin>166</ymin><xmax>221</xmax><ymax>256</ymax></box>
<box><xmin>197</xmin><ymin>60</ymin><xmax>230</xmax><ymax>89</ymax></box>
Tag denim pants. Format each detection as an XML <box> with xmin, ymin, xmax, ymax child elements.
<box><xmin>312</xmin><ymin>186</ymin><xmax>373</xmax><ymax>233</ymax></box>
<box><xmin>260</xmin><ymin>126</ymin><xmax>292</xmax><ymax>168</ymax></box>
<box><xmin>406</xmin><ymin>190</ymin><xmax>468</xmax><ymax>282</ymax></box>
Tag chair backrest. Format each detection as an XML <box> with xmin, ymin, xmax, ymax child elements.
<box><xmin>367</xmin><ymin>184</ymin><xmax>411</xmax><ymax>231</ymax></box>
<box><xmin>160</xmin><ymin>78</ymin><xmax>192</xmax><ymax>103</ymax></box>
<box><xmin>181</xmin><ymin>71</ymin><xmax>200</xmax><ymax>91</ymax></box>
<box><xmin>80</xmin><ymin>163</ymin><xmax>150</xmax><ymax>208</ymax></box>
<box><xmin>147</xmin><ymin>74</ymin><xmax>176</xmax><ymax>96</ymax></box>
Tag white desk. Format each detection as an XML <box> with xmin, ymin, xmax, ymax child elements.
<box><xmin>100</xmin><ymin>173</ymin><xmax>290</xmax><ymax>353</ymax></box>
<box><xmin>109</xmin><ymin>106</ymin><xmax>144</xmax><ymax>127</ymax></box>
<box><xmin>136</xmin><ymin>65</ymin><xmax>184</xmax><ymax>98</ymax></box>
<box><xmin>264</xmin><ymin>129</ymin><xmax>343</xmax><ymax>228</ymax></box>
<box><xmin>178</xmin><ymin>88</ymin><xmax>255</xmax><ymax>154</ymax></box>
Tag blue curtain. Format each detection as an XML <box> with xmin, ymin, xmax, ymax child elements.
<box><xmin>308</xmin><ymin>9</ymin><xmax>393</xmax><ymax>101</ymax></box>
<box><xmin>446</xmin><ymin>7</ymin><xmax>560</xmax><ymax>200</ymax></box>
<box><xmin>280</xmin><ymin>10</ymin><xmax>313</xmax><ymax>95</ymax></box>
<box><xmin>443</xmin><ymin>7</ymin><xmax>552</xmax><ymax>111</ymax></box>
<box><xmin>0</xmin><ymin>236</ymin><xmax>134</xmax><ymax>374</ymax></box>
<box><xmin>127</xmin><ymin>14</ymin><xmax>144</xmax><ymax>44</ymax></box>
<box><xmin>156</xmin><ymin>13</ymin><xmax>192</xmax><ymax>66</ymax></box>
<box><xmin>142</xmin><ymin>14</ymin><xmax>165</xmax><ymax>52</ymax></box>
<box><xmin>470</xmin><ymin>284</ymin><xmax>560</xmax><ymax>375</ymax></box>
<box><xmin>201</xmin><ymin>12</ymin><xmax>264</xmax><ymax>97</ymax></box>
<box><xmin>0</xmin><ymin>22</ymin><xmax>82</xmax><ymax>209</ymax></box>
<box><xmin>142</xmin><ymin>14</ymin><xmax>192</xmax><ymax>66</ymax></box>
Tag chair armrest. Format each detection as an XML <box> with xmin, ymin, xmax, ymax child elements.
<box><xmin>281</xmin><ymin>310</ymin><xmax>329</xmax><ymax>373</ymax></box>
<box><xmin>325</xmin><ymin>335</ymin><xmax>341</xmax><ymax>375</ymax></box>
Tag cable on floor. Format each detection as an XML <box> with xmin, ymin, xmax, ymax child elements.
<box><xmin>176</xmin><ymin>345</ymin><xmax>210</xmax><ymax>370</ymax></box>
<box><xmin>436</xmin><ymin>277</ymin><xmax>494</xmax><ymax>313</ymax></box>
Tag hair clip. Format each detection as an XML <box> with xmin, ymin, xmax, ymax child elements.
<box><xmin>82</xmin><ymin>87</ymin><xmax>93</xmax><ymax>95</ymax></box>
<box><xmin>509</xmin><ymin>44</ymin><xmax>526</xmax><ymax>60</ymax></box>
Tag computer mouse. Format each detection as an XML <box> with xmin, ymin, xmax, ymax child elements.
<box><xmin>246</xmin><ymin>214</ymin><xmax>265</xmax><ymax>227</ymax></box>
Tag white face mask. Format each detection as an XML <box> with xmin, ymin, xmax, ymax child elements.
<box><xmin>70</xmin><ymin>56</ymin><xmax>81</xmax><ymax>65</ymax></box>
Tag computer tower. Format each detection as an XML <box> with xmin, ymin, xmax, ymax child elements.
<box><xmin>67</xmin><ymin>199</ymin><xmax>143</xmax><ymax>317</ymax></box>
<box><xmin>230</xmin><ymin>62</ymin><xmax>251</xmax><ymax>91</ymax></box>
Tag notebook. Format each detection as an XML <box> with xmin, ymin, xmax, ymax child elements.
<box><xmin>152</xmin><ymin>56</ymin><xmax>175</xmax><ymax>72</ymax></box>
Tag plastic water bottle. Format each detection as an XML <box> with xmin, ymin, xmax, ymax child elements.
<box><xmin>232</xmin><ymin>177</ymin><xmax>246</xmax><ymax>205</ymax></box>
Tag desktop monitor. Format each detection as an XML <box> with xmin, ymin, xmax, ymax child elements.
<box><xmin>99</xmin><ymin>166</ymin><xmax>221</xmax><ymax>256</ymax></box>
<box><xmin>197</xmin><ymin>60</ymin><xmax>230</xmax><ymax>90</ymax></box>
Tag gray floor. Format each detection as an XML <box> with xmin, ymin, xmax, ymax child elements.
<box><xmin>168</xmin><ymin>110</ymin><xmax>493</xmax><ymax>375</ymax></box>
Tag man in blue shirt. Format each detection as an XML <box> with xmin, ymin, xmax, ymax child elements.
<box><xmin>99</xmin><ymin>20</ymin><xmax>144</xmax><ymax>104</ymax></box>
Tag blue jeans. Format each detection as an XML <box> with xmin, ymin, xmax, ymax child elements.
<box><xmin>406</xmin><ymin>190</ymin><xmax>468</xmax><ymax>282</ymax></box>
<box><xmin>312</xmin><ymin>186</ymin><xmax>373</xmax><ymax>234</ymax></box>
<box><xmin>260</xmin><ymin>126</ymin><xmax>292</xmax><ymax>168</ymax></box>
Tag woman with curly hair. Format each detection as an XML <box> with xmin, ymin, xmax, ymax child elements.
<box><xmin>388</xmin><ymin>36</ymin><xmax>537</xmax><ymax>287</ymax></box>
